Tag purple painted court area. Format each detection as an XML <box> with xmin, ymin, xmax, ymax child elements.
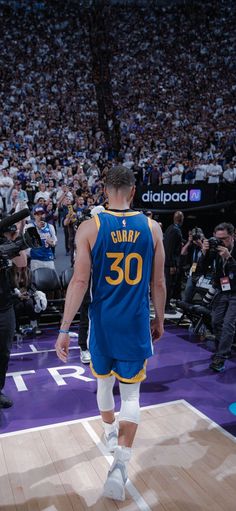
<box><xmin>1</xmin><ymin>326</ymin><xmax>236</xmax><ymax>437</ymax></box>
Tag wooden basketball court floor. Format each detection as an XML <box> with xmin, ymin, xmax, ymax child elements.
<box><xmin>1</xmin><ymin>400</ymin><xmax>236</xmax><ymax>511</ymax></box>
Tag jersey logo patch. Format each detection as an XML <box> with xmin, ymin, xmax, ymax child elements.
<box><xmin>122</xmin><ymin>219</ymin><xmax>126</xmax><ymax>228</ymax></box>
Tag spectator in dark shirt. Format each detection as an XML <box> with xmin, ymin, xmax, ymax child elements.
<box><xmin>163</xmin><ymin>211</ymin><xmax>184</xmax><ymax>313</ymax></box>
<box><xmin>181</xmin><ymin>227</ymin><xmax>204</xmax><ymax>303</ymax></box>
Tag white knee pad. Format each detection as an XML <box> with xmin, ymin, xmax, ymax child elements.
<box><xmin>96</xmin><ymin>376</ymin><xmax>115</xmax><ymax>412</ymax></box>
<box><xmin>118</xmin><ymin>382</ymin><xmax>140</xmax><ymax>424</ymax></box>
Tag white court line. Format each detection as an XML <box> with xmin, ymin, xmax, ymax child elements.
<box><xmin>1</xmin><ymin>399</ymin><xmax>236</xmax><ymax>447</ymax></box>
<box><xmin>183</xmin><ymin>400</ymin><xmax>236</xmax><ymax>444</ymax></box>
<box><xmin>0</xmin><ymin>400</ymin><xmax>183</xmax><ymax>438</ymax></box>
<box><xmin>83</xmin><ymin>420</ymin><xmax>152</xmax><ymax>511</ymax></box>
<box><xmin>10</xmin><ymin>346</ymin><xmax>79</xmax><ymax>357</ymax></box>
<box><xmin>29</xmin><ymin>344</ymin><xmax>39</xmax><ymax>353</ymax></box>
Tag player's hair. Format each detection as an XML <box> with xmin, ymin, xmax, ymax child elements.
<box><xmin>105</xmin><ymin>165</ymin><xmax>135</xmax><ymax>189</ymax></box>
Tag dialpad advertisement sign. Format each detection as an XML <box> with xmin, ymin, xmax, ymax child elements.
<box><xmin>134</xmin><ymin>184</ymin><xmax>217</xmax><ymax>211</ymax></box>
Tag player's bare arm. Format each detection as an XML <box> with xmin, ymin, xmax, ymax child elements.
<box><xmin>150</xmin><ymin>220</ymin><xmax>166</xmax><ymax>342</ymax></box>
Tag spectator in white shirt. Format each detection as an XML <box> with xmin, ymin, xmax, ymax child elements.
<box><xmin>161</xmin><ymin>167</ymin><xmax>171</xmax><ymax>184</ymax></box>
<box><xmin>223</xmin><ymin>162</ymin><xmax>236</xmax><ymax>183</ymax></box>
<box><xmin>34</xmin><ymin>183</ymin><xmax>50</xmax><ymax>203</ymax></box>
<box><xmin>206</xmin><ymin>160</ymin><xmax>223</xmax><ymax>184</ymax></box>
<box><xmin>194</xmin><ymin>163</ymin><xmax>207</xmax><ymax>182</ymax></box>
<box><xmin>0</xmin><ymin>169</ymin><xmax>14</xmax><ymax>211</ymax></box>
<box><xmin>0</xmin><ymin>155</ymin><xmax>9</xmax><ymax>172</ymax></box>
<box><xmin>171</xmin><ymin>162</ymin><xmax>184</xmax><ymax>184</ymax></box>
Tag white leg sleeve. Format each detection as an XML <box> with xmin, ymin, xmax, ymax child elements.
<box><xmin>118</xmin><ymin>382</ymin><xmax>141</xmax><ymax>424</ymax></box>
<box><xmin>96</xmin><ymin>376</ymin><xmax>115</xmax><ymax>412</ymax></box>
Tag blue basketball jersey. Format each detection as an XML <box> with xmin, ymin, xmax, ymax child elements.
<box><xmin>30</xmin><ymin>222</ymin><xmax>54</xmax><ymax>261</ymax></box>
<box><xmin>89</xmin><ymin>211</ymin><xmax>154</xmax><ymax>361</ymax></box>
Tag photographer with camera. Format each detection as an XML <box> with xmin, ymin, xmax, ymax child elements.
<box><xmin>0</xmin><ymin>209</ymin><xmax>42</xmax><ymax>408</ymax></box>
<box><xmin>198</xmin><ymin>222</ymin><xmax>236</xmax><ymax>372</ymax></box>
<box><xmin>0</xmin><ymin>245</ymin><xmax>27</xmax><ymax>408</ymax></box>
<box><xmin>181</xmin><ymin>227</ymin><xmax>204</xmax><ymax>303</ymax></box>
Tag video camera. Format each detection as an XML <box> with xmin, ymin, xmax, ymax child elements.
<box><xmin>0</xmin><ymin>209</ymin><xmax>42</xmax><ymax>269</ymax></box>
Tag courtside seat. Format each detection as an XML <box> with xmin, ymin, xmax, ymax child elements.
<box><xmin>32</xmin><ymin>267</ymin><xmax>62</xmax><ymax>293</ymax></box>
<box><xmin>31</xmin><ymin>267</ymin><xmax>64</xmax><ymax>307</ymax></box>
<box><xmin>177</xmin><ymin>301</ymin><xmax>211</xmax><ymax>317</ymax></box>
<box><xmin>177</xmin><ymin>300</ymin><xmax>212</xmax><ymax>335</ymax></box>
<box><xmin>31</xmin><ymin>268</ymin><xmax>80</xmax><ymax>327</ymax></box>
<box><xmin>60</xmin><ymin>267</ymin><xmax>74</xmax><ymax>289</ymax></box>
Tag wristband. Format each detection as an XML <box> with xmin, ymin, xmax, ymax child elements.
<box><xmin>59</xmin><ymin>329</ymin><xmax>70</xmax><ymax>334</ymax></box>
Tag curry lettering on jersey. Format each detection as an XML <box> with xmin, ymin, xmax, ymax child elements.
<box><xmin>111</xmin><ymin>230</ymin><xmax>140</xmax><ymax>244</ymax></box>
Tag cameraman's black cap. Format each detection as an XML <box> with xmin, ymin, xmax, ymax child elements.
<box><xmin>4</xmin><ymin>224</ymin><xmax>18</xmax><ymax>233</ymax></box>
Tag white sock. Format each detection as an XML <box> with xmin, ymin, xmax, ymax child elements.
<box><xmin>103</xmin><ymin>419</ymin><xmax>117</xmax><ymax>436</ymax></box>
<box><xmin>111</xmin><ymin>445</ymin><xmax>131</xmax><ymax>471</ymax></box>
<box><xmin>30</xmin><ymin>320</ymin><xmax>37</xmax><ymax>328</ymax></box>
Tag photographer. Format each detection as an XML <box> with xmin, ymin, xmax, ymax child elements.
<box><xmin>198</xmin><ymin>222</ymin><xmax>236</xmax><ymax>372</ymax></box>
<box><xmin>0</xmin><ymin>226</ymin><xmax>27</xmax><ymax>408</ymax></box>
<box><xmin>0</xmin><ymin>209</ymin><xmax>42</xmax><ymax>407</ymax></box>
<box><xmin>181</xmin><ymin>227</ymin><xmax>204</xmax><ymax>303</ymax></box>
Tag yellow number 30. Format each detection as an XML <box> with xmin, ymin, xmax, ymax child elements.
<box><xmin>105</xmin><ymin>252</ymin><xmax>143</xmax><ymax>286</ymax></box>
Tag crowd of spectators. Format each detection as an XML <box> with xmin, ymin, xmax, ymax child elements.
<box><xmin>109</xmin><ymin>0</ymin><xmax>236</xmax><ymax>185</ymax></box>
<box><xmin>2</xmin><ymin>0</ymin><xmax>236</xmax><ymax>410</ymax></box>
<box><xmin>0</xmin><ymin>0</ymin><xmax>235</xmax><ymax>229</ymax></box>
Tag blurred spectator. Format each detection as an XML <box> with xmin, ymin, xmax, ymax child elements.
<box><xmin>12</xmin><ymin>266</ymin><xmax>43</xmax><ymax>336</ymax></box>
<box><xmin>181</xmin><ymin>227</ymin><xmax>204</xmax><ymax>303</ymax></box>
<box><xmin>0</xmin><ymin>0</ymin><xmax>234</xmax><ymax>200</ymax></box>
<box><xmin>223</xmin><ymin>161</ymin><xmax>236</xmax><ymax>183</ymax></box>
<box><xmin>0</xmin><ymin>170</ymin><xmax>14</xmax><ymax>211</ymax></box>
<box><xmin>27</xmin><ymin>205</ymin><xmax>57</xmax><ymax>271</ymax></box>
<box><xmin>34</xmin><ymin>183</ymin><xmax>50</xmax><ymax>204</ymax></box>
<box><xmin>163</xmin><ymin>211</ymin><xmax>184</xmax><ymax>313</ymax></box>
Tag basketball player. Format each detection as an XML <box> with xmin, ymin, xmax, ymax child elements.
<box><xmin>55</xmin><ymin>165</ymin><xmax>166</xmax><ymax>501</ymax></box>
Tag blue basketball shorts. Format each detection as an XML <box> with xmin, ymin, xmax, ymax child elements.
<box><xmin>90</xmin><ymin>354</ymin><xmax>147</xmax><ymax>383</ymax></box>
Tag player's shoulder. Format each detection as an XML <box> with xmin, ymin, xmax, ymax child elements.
<box><xmin>76</xmin><ymin>217</ymin><xmax>98</xmax><ymax>237</ymax></box>
<box><xmin>150</xmin><ymin>218</ymin><xmax>161</xmax><ymax>232</ymax></box>
<box><xmin>150</xmin><ymin>219</ymin><xmax>163</xmax><ymax>243</ymax></box>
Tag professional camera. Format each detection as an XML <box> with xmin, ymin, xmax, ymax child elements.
<box><xmin>208</xmin><ymin>236</ymin><xmax>224</xmax><ymax>253</ymax></box>
<box><xmin>191</xmin><ymin>227</ymin><xmax>203</xmax><ymax>242</ymax></box>
<box><xmin>202</xmin><ymin>285</ymin><xmax>217</xmax><ymax>307</ymax></box>
<box><xmin>76</xmin><ymin>208</ymin><xmax>92</xmax><ymax>227</ymax></box>
<box><xmin>76</xmin><ymin>205</ymin><xmax>105</xmax><ymax>229</ymax></box>
<box><xmin>0</xmin><ymin>209</ymin><xmax>42</xmax><ymax>269</ymax></box>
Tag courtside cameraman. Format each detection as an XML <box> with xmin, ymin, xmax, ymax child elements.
<box><xmin>198</xmin><ymin>222</ymin><xmax>236</xmax><ymax>372</ymax></box>
<box><xmin>0</xmin><ymin>208</ymin><xmax>41</xmax><ymax>407</ymax></box>
<box><xmin>0</xmin><ymin>226</ymin><xmax>27</xmax><ymax>408</ymax></box>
